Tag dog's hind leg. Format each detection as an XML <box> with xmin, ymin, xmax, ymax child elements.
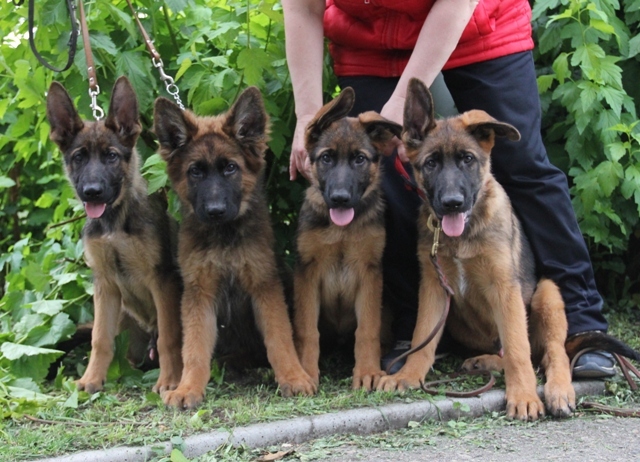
<box><xmin>530</xmin><ymin>278</ymin><xmax>575</xmax><ymax>417</ymax></box>
<box><xmin>461</xmin><ymin>354</ymin><xmax>504</xmax><ymax>372</ymax></box>
<box><xmin>78</xmin><ymin>279</ymin><xmax>122</xmax><ymax>394</ymax></box>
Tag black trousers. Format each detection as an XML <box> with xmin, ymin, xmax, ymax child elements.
<box><xmin>338</xmin><ymin>51</ymin><xmax>607</xmax><ymax>339</ymax></box>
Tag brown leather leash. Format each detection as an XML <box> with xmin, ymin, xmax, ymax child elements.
<box><xmin>385</xmin><ymin>216</ymin><xmax>495</xmax><ymax>398</ymax></box>
<box><xmin>124</xmin><ymin>0</ymin><xmax>185</xmax><ymax>110</ymax></box>
<box><xmin>77</xmin><ymin>0</ymin><xmax>104</xmax><ymax>120</ymax></box>
<box><xmin>572</xmin><ymin>347</ymin><xmax>640</xmax><ymax>417</ymax></box>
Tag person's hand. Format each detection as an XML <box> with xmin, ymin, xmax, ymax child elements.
<box><xmin>380</xmin><ymin>94</ymin><xmax>409</xmax><ymax>163</ymax></box>
<box><xmin>289</xmin><ymin>114</ymin><xmax>314</xmax><ymax>181</ymax></box>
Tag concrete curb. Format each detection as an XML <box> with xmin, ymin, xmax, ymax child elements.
<box><xmin>36</xmin><ymin>381</ymin><xmax>605</xmax><ymax>462</ymax></box>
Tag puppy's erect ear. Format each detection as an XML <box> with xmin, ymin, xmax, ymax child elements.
<box><xmin>358</xmin><ymin>111</ymin><xmax>403</xmax><ymax>155</ymax></box>
<box><xmin>223</xmin><ymin>86</ymin><xmax>270</xmax><ymax>158</ymax></box>
<box><xmin>46</xmin><ymin>81</ymin><xmax>84</xmax><ymax>152</ymax></box>
<box><xmin>154</xmin><ymin>97</ymin><xmax>197</xmax><ymax>160</ymax></box>
<box><xmin>105</xmin><ymin>76</ymin><xmax>142</xmax><ymax>148</ymax></box>
<box><xmin>305</xmin><ymin>87</ymin><xmax>355</xmax><ymax>151</ymax></box>
<box><xmin>462</xmin><ymin>109</ymin><xmax>521</xmax><ymax>153</ymax></box>
<box><xmin>402</xmin><ymin>78</ymin><xmax>436</xmax><ymax>149</ymax></box>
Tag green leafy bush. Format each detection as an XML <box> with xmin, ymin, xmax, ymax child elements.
<box><xmin>532</xmin><ymin>0</ymin><xmax>640</xmax><ymax>303</ymax></box>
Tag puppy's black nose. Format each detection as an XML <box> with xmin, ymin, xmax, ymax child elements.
<box><xmin>82</xmin><ymin>183</ymin><xmax>103</xmax><ymax>199</ymax></box>
<box><xmin>206</xmin><ymin>203</ymin><xmax>226</xmax><ymax>218</ymax></box>
<box><xmin>329</xmin><ymin>189</ymin><xmax>351</xmax><ymax>207</ymax></box>
<box><xmin>442</xmin><ymin>194</ymin><xmax>464</xmax><ymax>211</ymax></box>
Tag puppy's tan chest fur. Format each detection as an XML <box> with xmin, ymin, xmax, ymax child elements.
<box><xmin>84</xmin><ymin>232</ymin><xmax>160</xmax><ymax>329</ymax></box>
<box><xmin>299</xmin><ymin>225</ymin><xmax>384</xmax><ymax>331</ymax></box>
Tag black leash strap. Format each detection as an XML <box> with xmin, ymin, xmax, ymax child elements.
<box><xmin>27</xmin><ymin>0</ymin><xmax>79</xmax><ymax>72</ymax></box>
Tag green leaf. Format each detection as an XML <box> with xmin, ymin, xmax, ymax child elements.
<box><xmin>552</xmin><ymin>53</ymin><xmax>570</xmax><ymax>84</ymax></box>
<box><xmin>35</xmin><ymin>191</ymin><xmax>58</xmax><ymax>209</ymax></box>
<box><xmin>175</xmin><ymin>58</ymin><xmax>192</xmax><ymax>82</ymax></box>
<box><xmin>90</xmin><ymin>33</ymin><xmax>118</xmax><ymax>56</ymax></box>
<box><xmin>170</xmin><ymin>448</ymin><xmax>190</xmax><ymax>462</ymax></box>
<box><xmin>164</xmin><ymin>0</ymin><xmax>189</xmax><ymax>13</ymax></box>
<box><xmin>7</xmin><ymin>386</ymin><xmax>50</xmax><ymax>402</ymax></box>
<box><xmin>1</xmin><ymin>343</ymin><xmax>63</xmax><ymax>361</ymax></box>
<box><xmin>537</xmin><ymin>75</ymin><xmax>555</xmax><ymax>94</ymax></box>
<box><xmin>589</xmin><ymin>18</ymin><xmax>614</xmax><ymax>36</ymax></box>
<box><xmin>595</xmin><ymin>160</ymin><xmax>623</xmax><ymax>197</ymax></box>
<box><xmin>29</xmin><ymin>300</ymin><xmax>65</xmax><ymax>316</ymax></box>
<box><xmin>629</xmin><ymin>34</ymin><xmax>640</xmax><ymax>58</ymax></box>
<box><xmin>571</xmin><ymin>43</ymin><xmax>606</xmax><ymax>75</ymax></box>
<box><xmin>601</xmin><ymin>87</ymin><xmax>625</xmax><ymax>116</ymax></box>
<box><xmin>62</xmin><ymin>388</ymin><xmax>79</xmax><ymax>409</ymax></box>
<box><xmin>236</xmin><ymin>48</ymin><xmax>272</xmax><ymax>86</ymax></box>
<box><xmin>622</xmin><ymin>165</ymin><xmax>640</xmax><ymax>199</ymax></box>
<box><xmin>1</xmin><ymin>343</ymin><xmax>64</xmax><ymax>382</ymax></box>
<box><xmin>607</xmin><ymin>142</ymin><xmax>627</xmax><ymax>163</ymax></box>
<box><xmin>0</xmin><ymin>176</ymin><xmax>16</xmax><ymax>188</ymax></box>
<box><xmin>596</xmin><ymin>56</ymin><xmax>623</xmax><ymax>88</ymax></box>
<box><xmin>29</xmin><ymin>313</ymin><xmax>76</xmax><ymax>347</ymax></box>
<box><xmin>115</xmin><ymin>51</ymin><xmax>153</xmax><ymax>110</ymax></box>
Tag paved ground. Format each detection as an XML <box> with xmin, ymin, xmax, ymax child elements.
<box><xmin>320</xmin><ymin>416</ymin><xmax>640</xmax><ymax>461</ymax></box>
<box><xmin>38</xmin><ymin>381</ymin><xmax>632</xmax><ymax>462</ymax></box>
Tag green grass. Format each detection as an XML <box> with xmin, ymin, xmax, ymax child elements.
<box><xmin>1</xmin><ymin>309</ymin><xmax>639</xmax><ymax>462</ymax></box>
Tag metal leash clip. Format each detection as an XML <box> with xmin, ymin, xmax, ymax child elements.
<box><xmin>153</xmin><ymin>56</ymin><xmax>184</xmax><ymax>110</ymax></box>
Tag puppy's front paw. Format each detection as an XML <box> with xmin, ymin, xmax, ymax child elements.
<box><xmin>376</xmin><ymin>372</ymin><xmax>422</xmax><ymax>392</ymax></box>
<box><xmin>352</xmin><ymin>368</ymin><xmax>386</xmax><ymax>391</ymax></box>
<box><xmin>505</xmin><ymin>390</ymin><xmax>545</xmax><ymax>421</ymax></box>
<box><xmin>162</xmin><ymin>385</ymin><xmax>205</xmax><ymax>410</ymax></box>
<box><xmin>77</xmin><ymin>375</ymin><xmax>105</xmax><ymax>394</ymax></box>
<box><xmin>278</xmin><ymin>370</ymin><xmax>318</xmax><ymax>397</ymax></box>
<box><xmin>544</xmin><ymin>381</ymin><xmax>575</xmax><ymax>418</ymax></box>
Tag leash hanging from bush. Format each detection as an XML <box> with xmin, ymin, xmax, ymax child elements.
<box><xmin>124</xmin><ymin>0</ymin><xmax>185</xmax><ymax>110</ymax></box>
<box><xmin>27</xmin><ymin>0</ymin><xmax>79</xmax><ymax>72</ymax></box>
<box><xmin>77</xmin><ymin>0</ymin><xmax>104</xmax><ymax>120</ymax></box>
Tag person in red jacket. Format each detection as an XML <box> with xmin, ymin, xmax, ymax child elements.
<box><xmin>283</xmin><ymin>0</ymin><xmax>614</xmax><ymax>380</ymax></box>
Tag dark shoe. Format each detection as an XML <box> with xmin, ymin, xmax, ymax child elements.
<box><xmin>573</xmin><ymin>351</ymin><xmax>616</xmax><ymax>379</ymax></box>
<box><xmin>381</xmin><ymin>340</ymin><xmax>411</xmax><ymax>375</ymax></box>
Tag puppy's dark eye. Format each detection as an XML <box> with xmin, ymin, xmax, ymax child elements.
<box><xmin>188</xmin><ymin>165</ymin><xmax>203</xmax><ymax>178</ymax></box>
<box><xmin>72</xmin><ymin>149</ymin><xmax>86</xmax><ymax>164</ymax></box>
<box><xmin>224</xmin><ymin>163</ymin><xmax>237</xmax><ymax>175</ymax></box>
<box><xmin>463</xmin><ymin>153</ymin><xmax>475</xmax><ymax>164</ymax></box>
<box><xmin>424</xmin><ymin>158</ymin><xmax>437</xmax><ymax>170</ymax></box>
<box><xmin>354</xmin><ymin>154</ymin><xmax>367</xmax><ymax>165</ymax></box>
<box><xmin>320</xmin><ymin>153</ymin><xmax>332</xmax><ymax>164</ymax></box>
<box><xmin>106</xmin><ymin>150</ymin><xmax>119</xmax><ymax>163</ymax></box>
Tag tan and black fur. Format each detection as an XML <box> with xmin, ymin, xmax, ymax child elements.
<box><xmin>293</xmin><ymin>88</ymin><xmax>401</xmax><ymax>390</ymax></box>
<box><xmin>154</xmin><ymin>87</ymin><xmax>316</xmax><ymax>409</ymax></box>
<box><xmin>46</xmin><ymin>76</ymin><xmax>183</xmax><ymax>394</ymax></box>
<box><xmin>377</xmin><ymin>78</ymin><xmax>572</xmax><ymax>420</ymax></box>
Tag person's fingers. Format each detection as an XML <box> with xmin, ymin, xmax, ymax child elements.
<box><xmin>396</xmin><ymin>140</ymin><xmax>410</xmax><ymax>163</ymax></box>
<box><xmin>289</xmin><ymin>151</ymin><xmax>298</xmax><ymax>181</ymax></box>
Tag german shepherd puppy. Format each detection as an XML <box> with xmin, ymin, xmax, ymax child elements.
<box><xmin>154</xmin><ymin>87</ymin><xmax>317</xmax><ymax>409</ymax></box>
<box><xmin>46</xmin><ymin>76</ymin><xmax>183</xmax><ymax>394</ymax></box>
<box><xmin>376</xmin><ymin>77</ymin><xmax>568</xmax><ymax>419</ymax></box>
<box><xmin>378</xmin><ymin>78</ymin><xmax>640</xmax><ymax>420</ymax></box>
<box><xmin>294</xmin><ymin>88</ymin><xmax>401</xmax><ymax>390</ymax></box>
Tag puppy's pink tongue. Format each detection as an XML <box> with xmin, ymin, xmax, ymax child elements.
<box><xmin>84</xmin><ymin>202</ymin><xmax>106</xmax><ymax>219</ymax></box>
<box><xmin>329</xmin><ymin>208</ymin><xmax>355</xmax><ymax>227</ymax></box>
<box><xmin>441</xmin><ymin>213</ymin><xmax>465</xmax><ymax>237</ymax></box>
